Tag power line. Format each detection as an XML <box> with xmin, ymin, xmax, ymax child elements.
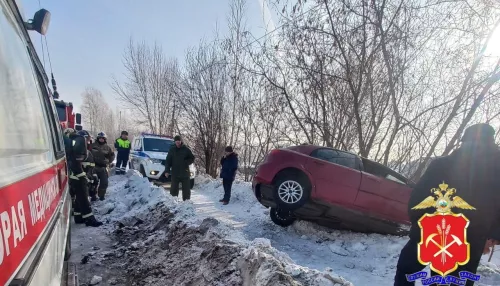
<box><xmin>43</xmin><ymin>36</ymin><xmax>54</xmax><ymax>73</ymax></box>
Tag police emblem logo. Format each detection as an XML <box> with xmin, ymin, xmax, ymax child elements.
<box><xmin>406</xmin><ymin>182</ymin><xmax>481</xmax><ymax>285</ymax></box>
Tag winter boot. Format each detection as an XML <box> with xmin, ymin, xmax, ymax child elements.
<box><xmin>90</xmin><ymin>196</ymin><xmax>98</xmax><ymax>202</ymax></box>
<box><xmin>73</xmin><ymin>214</ymin><xmax>84</xmax><ymax>224</ymax></box>
<box><xmin>222</xmin><ymin>201</ymin><xmax>229</xmax><ymax>205</ymax></box>
<box><xmin>85</xmin><ymin>215</ymin><xmax>103</xmax><ymax>227</ymax></box>
<box><xmin>99</xmin><ymin>196</ymin><xmax>105</xmax><ymax>201</ymax></box>
<box><xmin>219</xmin><ymin>199</ymin><xmax>224</xmax><ymax>202</ymax></box>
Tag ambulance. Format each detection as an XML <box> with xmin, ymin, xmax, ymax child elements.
<box><xmin>0</xmin><ymin>1</ymin><xmax>75</xmax><ymax>285</ymax></box>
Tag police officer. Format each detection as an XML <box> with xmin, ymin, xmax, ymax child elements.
<box><xmin>66</xmin><ymin>129</ymin><xmax>103</xmax><ymax>227</ymax></box>
<box><xmin>114</xmin><ymin>131</ymin><xmax>131</xmax><ymax>175</ymax></box>
<box><xmin>394</xmin><ymin>124</ymin><xmax>500</xmax><ymax>285</ymax></box>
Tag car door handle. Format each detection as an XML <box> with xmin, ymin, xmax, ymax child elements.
<box><xmin>367</xmin><ymin>177</ymin><xmax>381</xmax><ymax>182</ymax></box>
<box><xmin>313</xmin><ymin>161</ymin><xmax>325</xmax><ymax>166</ymax></box>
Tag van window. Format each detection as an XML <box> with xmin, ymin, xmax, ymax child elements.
<box><xmin>134</xmin><ymin>138</ymin><xmax>142</xmax><ymax>150</ymax></box>
<box><xmin>55</xmin><ymin>103</ymin><xmax>66</xmax><ymax>121</ymax></box>
<box><xmin>0</xmin><ymin>4</ymin><xmax>54</xmax><ymax>187</ymax></box>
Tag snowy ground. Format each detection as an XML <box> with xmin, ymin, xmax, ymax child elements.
<box><xmin>70</xmin><ymin>171</ymin><xmax>351</xmax><ymax>286</ymax></box>
<box><xmin>186</xmin><ymin>175</ymin><xmax>500</xmax><ymax>286</ymax></box>
<box><xmin>69</xmin><ymin>172</ymin><xmax>500</xmax><ymax>285</ymax></box>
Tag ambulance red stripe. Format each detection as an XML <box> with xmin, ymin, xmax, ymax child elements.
<box><xmin>0</xmin><ymin>160</ymin><xmax>67</xmax><ymax>285</ymax></box>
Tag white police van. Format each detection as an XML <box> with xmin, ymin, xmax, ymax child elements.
<box><xmin>129</xmin><ymin>133</ymin><xmax>196</xmax><ymax>188</ymax></box>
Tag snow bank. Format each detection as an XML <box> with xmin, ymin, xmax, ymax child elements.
<box><xmin>86</xmin><ymin>171</ymin><xmax>352</xmax><ymax>285</ymax></box>
<box><xmin>191</xmin><ymin>176</ymin><xmax>500</xmax><ymax>286</ymax></box>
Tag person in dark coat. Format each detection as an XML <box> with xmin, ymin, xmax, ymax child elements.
<box><xmin>114</xmin><ymin>131</ymin><xmax>131</xmax><ymax>175</ymax></box>
<box><xmin>394</xmin><ymin>123</ymin><xmax>500</xmax><ymax>286</ymax></box>
<box><xmin>163</xmin><ymin>135</ymin><xmax>195</xmax><ymax>201</ymax></box>
<box><xmin>91</xmin><ymin>132</ymin><xmax>115</xmax><ymax>201</ymax></box>
<box><xmin>219</xmin><ymin>146</ymin><xmax>238</xmax><ymax>205</ymax></box>
<box><xmin>66</xmin><ymin>129</ymin><xmax>102</xmax><ymax>227</ymax></box>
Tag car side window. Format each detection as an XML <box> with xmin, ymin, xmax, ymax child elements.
<box><xmin>312</xmin><ymin>149</ymin><xmax>359</xmax><ymax>170</ymax></box>
<box><xmin>0</xmin><ymin>3</ymin><xmax>54</xmax><ymax>187</ymax></box>
<box><xmin>136</xmin><ymin>138</ymin><xmax>142</xmax><ymax>151</ymax></box>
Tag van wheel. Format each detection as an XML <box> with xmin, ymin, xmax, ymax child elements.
<box><xmin>270</xmin><ymin>208</ymin><xmax>296</xmax><ymax>227</ymax></box>
<box><xmin>273</xmin><ymin>172</ymin><xmax>311</xmax><ymax>210</ymax></box>
<box><xmin>64</xmin><ymin>223</ymin><xmax>71</xmax><ymax>261</ymax></box>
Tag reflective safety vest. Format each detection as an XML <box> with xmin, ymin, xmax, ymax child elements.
<box><xmin>116</xmin><ymin>138</ymin><xmax>131</xmax><ymax>149</ymax></box>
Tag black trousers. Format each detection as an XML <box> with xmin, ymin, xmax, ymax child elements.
<box><xmin>222</xmin><ymin>179</ymin><xmax>234</xmax><ymax>202</ymax></box>
<box><xmin>394</xmin><ymin>238</ymin><xmax>484</xmax><ymax>286</ymax></box>
<box><xmin>170</xmin><ymin>176</ymin><xmax>191</xmax><ymax>201</ymax></box>
<box><xmin>69</xmin><ymin>178</ymin><xmax>93</xmax><ymax>218</ymax></box>
<box><xmin>94</xmin><ymin>166</ymin><xmax>109</xmax><ymax>198</ymax></box>
<box><xmin>116</xmin><ymin>154</ymin><xmax>128</xmax><ymax>173</ymax></box>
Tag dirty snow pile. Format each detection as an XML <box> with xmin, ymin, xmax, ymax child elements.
<box><xmin>190</xmin><ymin>175</ymin><xmax>500</xmax><ymax>286</ymax></box>
<box><xmin>72</xmin><ymin>170</ymin><xmax>352</xmax><ymax>286</ymax></box>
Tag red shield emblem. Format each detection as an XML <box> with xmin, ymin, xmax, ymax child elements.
<box><xmin>418</xmin><ymin>213</ymin><xmax>470</xmax><ymax>276</ymax></box>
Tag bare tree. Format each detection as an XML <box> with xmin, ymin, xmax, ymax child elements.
<box><xmin>111</xmin><ymin>39</ymin><xmax>180</xmax><ymax>135</ymax></box>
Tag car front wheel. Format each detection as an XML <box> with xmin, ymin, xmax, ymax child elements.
<box><xmin>270</xmin><ymin>208</ymin><xmax>296</xmax><ymax>227</ymax></box>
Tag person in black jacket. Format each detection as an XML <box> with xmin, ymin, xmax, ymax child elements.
<box><xmin>67</xmin><ymin>129</ymin><xmax>102</xmax><ymax>227</ymax></box>
<box><xmin>163</xmin><ymin>135</ymin><xmax>195</xmax><ymax>201</ymax></box>
<box><xmin>394</xmin><ymin>123</ymin><xmax>500</xmax><ymax>286</ymax></box>
<box><xmin>219</xmin><ymin>146</ymin><xmax>238</xmax><ymax>205</ymax></box>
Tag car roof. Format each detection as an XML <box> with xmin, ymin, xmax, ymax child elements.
<box><xmin>286</xmin><ymin>144</ymin><xmax>410</xmax><ymax>181</ymax></box>
<box><xmin>287</xmin><ymin>144</ymin><xmax>358</xmax><ymax>157</ymax></box>
<box><xmin>138</xmin><ymin>133</ymin><xmax>174</xmax><ymax>140</ymax></box>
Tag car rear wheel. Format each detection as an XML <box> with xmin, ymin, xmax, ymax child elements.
<box><xmin>270</xmin><ymin>208</ymin><xmax>296</xmax><ymax>227</ymax></box>
<box><xmin>273</xmin><ymin>172</ymin><xmax>311</xmax><ymax>210</ymax></box>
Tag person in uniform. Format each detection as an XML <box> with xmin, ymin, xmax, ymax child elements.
<box><xmin>91</xmin><ymin>132</ymin><xmax>115</xmax><ymax>201</ymax></box>
<box><xmin>66</xmin><ymin>129</ymin><xmax>102</xmax><ymax>227</ymax></box>
<box><xmin>394</xmin><ymin>123</ymin><xmax>500</xmax><ymax>286</ymax></box>
<box><xmin>114</xmin><ymin>131</ymin><xmax>131</xmax><ymax>175</ymax></box>
<box><xmin>163</xmin><ymin>135</ymin><xmax>195</xmax><ymax>201</ymax></box>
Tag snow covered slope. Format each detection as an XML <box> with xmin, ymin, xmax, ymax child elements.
<box><xmin>190</xmin><ymin>175</ymin><xmax>500</xmax><ymax>286</ymax></box>
<box><xmin>70</xmin><ymin>171</ymin><xmax>351</xmax><ymax>286</ymax></box>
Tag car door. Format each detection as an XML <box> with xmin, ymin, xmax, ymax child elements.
<box><xmin>306</xmin><ymin>148</ymin><xmax>362</xmax><ymax>206</ymax></box>
<box><xmin>356</xmin><ymin>161</ymin><xmax>411</xmax><ymax>221</ymax></box>
<box><xmin>130</xmin><ymin>138</ymin><xmax>141</xmax><ymax>169</ymax></box>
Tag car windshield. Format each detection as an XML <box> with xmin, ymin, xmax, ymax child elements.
<box><xmin>143</xmin><ymin>138</ymin><xmax>173</xmax><ymax>152</ymax></box>
<box><xmin>56</xmin><ymin>105</ymin><xmax>66</xmax><ymax>121</ymax></box>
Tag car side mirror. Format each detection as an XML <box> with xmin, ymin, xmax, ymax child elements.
<box><xmin>25</xmin><ymin>9</ymin><xmax>51</xmax><ymax>35</ymax></box>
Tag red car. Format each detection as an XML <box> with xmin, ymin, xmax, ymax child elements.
<box><xmin>252</xmin><ymin>145</ymin><xmax>415</xmax><ymax>235</ymax></box>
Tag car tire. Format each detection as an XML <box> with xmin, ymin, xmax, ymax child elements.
<box><xmin>190</xmin><ymin>178</ymin><xmax>195</xmax><ymax>189</ymax></box>
<box><xmin>270</xmin><ymin>208</ymin><xmax>296</xmax><ymax>227</ymax></box>
<box><xmin>273</xmin><ymin>172</ymin><xmax>311</xmax><ymax>210</ymax></box>
<box><xmin>140</xmin><ymin>165</ymin><xmax>147</xmax><ymax>178</ymax></box>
